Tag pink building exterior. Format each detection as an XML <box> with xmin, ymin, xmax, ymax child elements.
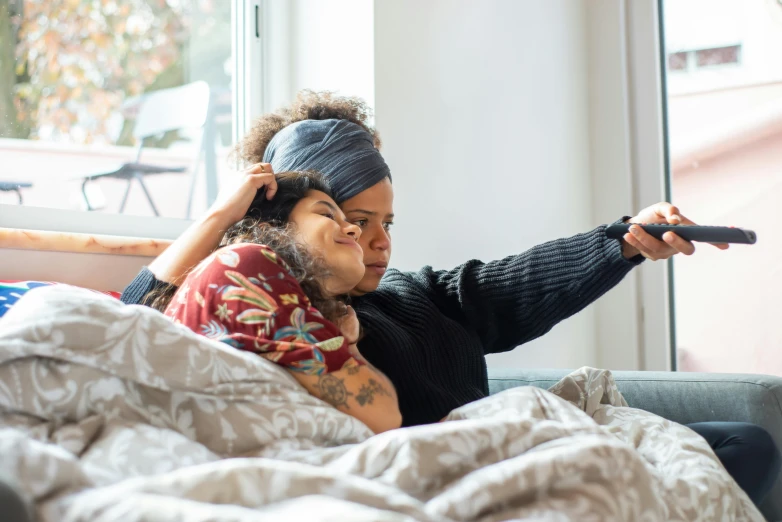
<box><xmin>668</xmin><ymin>81</ymin><xmax>782</xmax><ymax>374</ymax></box>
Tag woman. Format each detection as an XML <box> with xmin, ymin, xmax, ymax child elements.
<box><xmin>122</xmin><ymin>91</ymin><xmax>779</xmax><ymax>505</ymax></box>
<box><xmin>148</xmin><ymin>170</ymin><xmax>401</xmax><ymax>435</ymax></box>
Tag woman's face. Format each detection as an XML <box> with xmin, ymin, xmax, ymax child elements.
<box><xmin>288</xmin><ymin>190</ymin><xmax>365</xmax><ymax>295</ymax></box>
<box><xmin>339</xmin><ymin>178</ymin><xmax>394</xmax><ymax>296</ymax></box>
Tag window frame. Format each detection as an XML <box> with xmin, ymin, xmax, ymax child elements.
<box><xmin>590</xmin><ymin>0</ymin><xmax>673</xmax><ymax>372</ymax></box>
<box><xmin>631</xmin><ymin>0</ymin><xmax>674</xmax><ymax>371</ymax></box>
<box><xmin>0</xmin><ymin>0</ymin><xmax>263</xmax><ymax>240</ymax></box>
<box><xmin>623</xmin><ymin>0</ymin><xmax>676</xmax><ymax>371</ymax></box>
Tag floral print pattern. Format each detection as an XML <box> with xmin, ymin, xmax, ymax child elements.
<box><xmin>164</xmin><ymin>243</ymin><xmax>362</xmax><ymax>375</ymax></box>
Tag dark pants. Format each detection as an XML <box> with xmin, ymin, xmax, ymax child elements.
<box><xmin>687</xmin><ymin>422</ymin><xmax>782</xmax><ymax>506</ymax></box>
<box><xmin>0</xmin><ymin>478</ymin><xmax>30</xmax><ymax>522</ymax></box>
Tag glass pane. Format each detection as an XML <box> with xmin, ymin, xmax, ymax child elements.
<box><xmin>694</xmin><ymin>45</ymin><xmax>741</xmax><ymax>67</ymax></box>
<box><xmin>0</xmin><ymin>0</ymin><xmax>233</xmax><ymax>219</ymax></box>
<box><xmin>662</xmin><ymin>0</ymin><xmax>782</xmax><ymax>373</ymax></box>
<box><xmin>668</xmin><ymin>51</ymin><xmax>690</xmax><ymax>71</ymax></box>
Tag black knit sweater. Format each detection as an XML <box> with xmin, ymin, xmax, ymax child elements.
<box><xmin>121</xmin><ymin>223</ymin><xmax>642</xmax><ymax>427</ymax></box>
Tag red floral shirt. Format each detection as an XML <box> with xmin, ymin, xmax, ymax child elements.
<box><xmin>165</xmin><ymin>243</ymin><xmax>362</xmax><ymax>375</ymax></box>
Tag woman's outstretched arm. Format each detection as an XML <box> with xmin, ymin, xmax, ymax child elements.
<box><xmin>411</xmin><ymin>203</ymin><xmax>723</xmax><ymax>355</ymax></box>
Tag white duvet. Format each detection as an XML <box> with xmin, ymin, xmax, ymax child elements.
<box><xmin>0</xmin><ymin>285</ymin><xmax>762</xmax><ymax>521</ymax></box>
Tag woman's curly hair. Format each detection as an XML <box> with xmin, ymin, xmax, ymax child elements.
<box><xmin>143</xmin><ymin>171</ymin><xmax>350</xmax><ymax>325</ymax></box>
<box><xmin>236</xmin><ymin>90</ymin><xmax>381</xmax><ymax>166</ymax></box>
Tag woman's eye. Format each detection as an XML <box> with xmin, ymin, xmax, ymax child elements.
<box><xmin>353</xmin><ymin>219</ymin><xmax>368</xmax><ymax>228</ymax></box>
<box><xmin>383</xmin><ymin>222</ymin><xmax>394</xmax><ymax>231</ymax></box>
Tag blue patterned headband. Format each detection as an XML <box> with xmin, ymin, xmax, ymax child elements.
<box><xmin>262</xmin><ymin>119</ymin><xmax>391</xmax><ymax>203</ymax></box>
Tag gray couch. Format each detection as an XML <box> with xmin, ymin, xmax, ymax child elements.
<box><xmin>488</xmin><ymin>368</ymin><xmax>782</xmax><ymax>521</ymax></box>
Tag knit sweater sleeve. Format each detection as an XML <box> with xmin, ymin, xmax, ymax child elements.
<box><xmin>409</xmin><ymin>223</ymin><xmax>644</xmax><ymax>355</ymax></box>
<box><xmin>120</xmin><ymin>267</ymin><xmax>176</xmax><ymax>305</ymax></box>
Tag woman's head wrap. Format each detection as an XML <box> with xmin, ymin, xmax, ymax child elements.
<box><xmin>262</xmin><ymin>119</ymin><xmax>391</xmax><ymax>203</ymax></box>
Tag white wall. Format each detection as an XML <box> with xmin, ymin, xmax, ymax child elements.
<box><xmin>373</xmin><ymin>0</ymin><xmax>600</xmax><ymax>369</ymax></box>
<box><xmin>263</xmin><ymin>0</ymin><xmax>375</xmax><ymax>113</ymax></box>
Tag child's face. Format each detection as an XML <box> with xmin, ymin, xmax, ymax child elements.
<box><xmin>288</xmin><ymin>190</ymin><xmax>365</xmax><ymax>295</ymax></box>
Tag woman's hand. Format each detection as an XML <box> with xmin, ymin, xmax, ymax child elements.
<box><xmin>337</xmin><ymin>305</ymin><xmax>368</xmax><ymax>363</ymax></box>
<box><xmin>209</xmin><ymin>163</ymin><xmax>277</xmax><ymax>225</ymax></box>
<box><xmin>622</xmin><ymin>202</ymin><xmax>730</xmax><ymax>261</ymax></box>
<box><xmin>337</xmin><ymin>305</ymin><xmax>361</xmax><ymax>345</ymax></box>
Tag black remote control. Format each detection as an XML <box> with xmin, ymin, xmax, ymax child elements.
<box><xmin>605</xmin><ymin>223</ymin><xmax>757</xmax><ymax>244</ymax></box>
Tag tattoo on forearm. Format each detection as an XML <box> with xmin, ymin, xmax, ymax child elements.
<box><xmin>316</xmin><ymin>374</ymin><xmax>352</xmax><ymax>409</ymax></box>
<box><xmin>355</xmin><ymin>379</ymin><xmax>390</xmax><ymax>406</ymax></box>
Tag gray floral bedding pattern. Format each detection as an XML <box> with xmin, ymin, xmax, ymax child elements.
<box><xmin>0</xmin><ymin>285</ymin><xmax>762</xmax><ymax>521</ymax></box>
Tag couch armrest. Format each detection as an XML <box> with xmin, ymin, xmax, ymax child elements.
<box><xmin>487</xmin><ymin>368</ymin><xmax>782</xmax><ymax>521</ymax></box>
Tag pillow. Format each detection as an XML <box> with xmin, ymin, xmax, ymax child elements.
<box><xmin>0</xmin><ymin>280</ymin><xmax>121</xmax><ymax>319</ymax></box>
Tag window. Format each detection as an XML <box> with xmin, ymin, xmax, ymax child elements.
<box><xmin>661</xmin><ymin>0</ymin><xmax>782</xmax><ymax>374</ymax></box>
<box><xmin>666</xmin><ymin>44</ymin><xmax>742</xmax><ymax>73</ymax></box>
<box><xmin>0</xmin><ymin>0</ymin><xmax>375</xmax><ymax>238</ymax></box>
<box><xmin>668</xmin><ymin>51</ymin><xmax>689</xmax><ymax>71</ymax></box>
<box><xmin>0</xmin><ymin>0</ymin><xmax>235</xmax><ymax>221</ymax></box>
<box><xmin>694</xmin><ymin>45</ymin><xmax>741</xmax><ymax>67</ymax></box>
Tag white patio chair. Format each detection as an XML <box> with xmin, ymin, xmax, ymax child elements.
<box><xmin>0</xmin><ymin>181</ymin><xmax>32</xmax><ymax>204</ymax></box>
<box><xmin>80</xmin><ymin>81</ymin><xmax>212</xmax><ymax>218</ymax></box>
